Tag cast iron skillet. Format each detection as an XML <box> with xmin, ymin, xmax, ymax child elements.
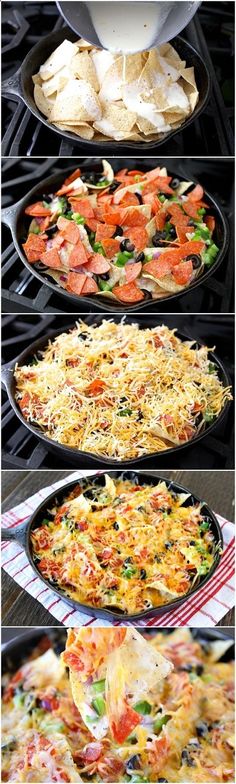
<box><xmin>1</xmin><ymin>26</ymin><xmax>211</xmax><ymax>151</ymax></box>
<box><xmin>1</xmin><ymin>318</ymin><xmax>232</xmax><ymax>468</ymax></box>
<box><xmin>1</xmin><ymin>471</ymin><xmax>224</xmax><ymax>622</ymax></box>
<box><xmin>1</xmin><ymin>160</ymin><xmax>229</xmax><ymax>314</ymax></box>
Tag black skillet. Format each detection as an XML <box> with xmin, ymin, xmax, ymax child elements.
<box><xmin>1</xmin><ymin>160</ymin><xmax>229</xmax><ymax>314</ymax></box>
<box><xmin>1</xmin><ymin>318</ymin><xmax>232</xmax><ymax>469</ymax></box>
<box><xmin>1</xmin><ymin>25</ymin><xmax>211</xmax><ymax>152</ymax></box>
<box><xmin>1</xmin><ymin>471</ymin><xmax>224</xmax><ymax>622</ymax></box>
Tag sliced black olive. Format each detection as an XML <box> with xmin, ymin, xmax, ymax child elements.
<box><xmin>169</xmin><ymin>226</ymin><xmax>177</xmax><ymax>239</ymax></box>
<box><xmin>189</xmin><ymin>540</ymin><xmax>196</xmax><ymax>545</ymax></box>
<box><xmin>46</xmin><ymin>224</ymin><xmax>58</xmax><ymax>235</ymax></box>
<box><xmin>157</xmin><ymin>779</ymin><xmax>169</xmax><ymax>782</ymax></box>
<box><xmin>165</xmin><ymin>541</ymin><xmax>173</xmax><ymax>549</ymax></box>
<box><xmin>185</xmin><ymin>253</ymin><xmax>202</xmax><ymax>269</ymax></box>
<box><xmin>196</xmin><ymin>721</ymin><xmax>209</xmax><ymax>737</ymax></box>
<box><xmin>135</xmin><ymin>192</ymin><xmax>143</xmax><ymax>204</ymax></box>
<box><xmin>88</xmin><ymin>172</ymin><xmax>97</xmax><ymax>184</ymax></box>
<box><xmin>42</xmin><ymin>193</ymin><xmax>52</xmax><ymax>203</ymax></box>
<box><xmin>137</xmin><ymin>410</ymin><xmax>143</xmax><ymax>421</ymax></box>
<box><xmin>140</xmin><ymin>569</ymin><xmax>147</xmax><ymax>579</ymax></box>
<box><xmin>170</xmin><ymin>177</ymin><xmax>180</xmax><ymax>189</ymax></box>
<box><xmin>135</xmin><ymin>251</ymin><xmax>145</xmax><ymax>262</ymax></box>
<box><xmin>79</xmin><ymin>332</ymin><xmax>89</xmax><ymax>341</ymax></box>
<box><xmin>120</xmin><ymin>396</ymin><xmax>128</xmax><ymax>402</ymax></box>
<box><xmin>83</xmin><ymin>489</ymin><xmax>94</xmax><ymax>499</ymax></box>
<box><xmin>113</xmin><ymin>522</ymin><xmax>119</xmax><ymax>530</ymax></box>
<box><xmin>1</xmin><ymin>737</ymin><xmax>17</xmax><ymax>752</ymax></box>
<box><xmin>126</xmin><ymin>755</ymin><xmax>141</xmax><ymax>771</ymax></box>
<box><xmin>99</xmin><ymin>272</ymin><xmax>110</xmax><ymax>281</ymax></box>
<box><xmin>109</xmin><ymin>179</ymin><xmax>120</xmax><ymax>193</ymax></box>
<box><xmin>179</xmin><ymin>663</ymin><xmax>193</xmax><ymax>672</ymax></box>
<box><xmin>188</xmin><ymin>218</ymin><xmax>195</xmax><ymax>227</ymax></box>
<box><xmin>114</xmin><ymin>225</ymin><xmax>123</xmax><ymax>236</ymax></box>
<box><xmin>137</xmin><ymin>506</ymin><xmax>145</xmax><ymax>512</ymax></box>
<box><xmin>152</xmin><ymin>230</ymin><xmax>167</xmax><ymax>247</ymax></box>
<box><xmin>120</xmin><ymin>238</ymin><xmax>135</xmax><ymax>252</ymax></box>
<box><xmin>196</xmin><ymin>664</ymin><xmax>204</xmax><ymax>676</ymax></box>
<box><xmin>155</xmin><ymin>555</ymin><xmax>161</xmax><ymax>562</ymax></box>
<box><xmin>181</xmin><ymin>749</ymin><xmax>196</xmax><ymax>767</ymax></box>
<box><xmin>124</xmin><ymin>557</ymin><xmax>132</xmax><ymax>565</ymax></box>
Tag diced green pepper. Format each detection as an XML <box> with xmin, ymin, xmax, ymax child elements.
<box><xmin>98</xmin><ymin>280</ymin><xmax>113</xmax><ymax>292</ymax></box>
<box><xmin>117</xmin><ymin>408</ymin><xmax>133</xmax><ymax>416</ymax></box>
<box><xmin>13</xmin><ymin>693</ymin><xmax>25</xmax><ymax>708</ymax></box>
<box><xmin>133</xmin><ymin>700</ymin><xmax>151</xmax><ymax>715</ymax></box>
<box><xmin>92</xmin><ymin>697</ymin><xmax>106</xmax><ymax>716</ymax></box>
<box><xmin>200</xmin><ymin>521</ymin><xmax>210</xmax><ymax>531</ymax></box>
<box><xmin>115</xmin><ymin>251</ymin><xmax>133</xmax><ymax>267</ymax></box>
<box><xmin>122</xmin><ymin>564</ymin><xmax>137</xmax><ymax>579</ymax></box>
<box><xmin>158</xmin><ymin>194</ymin><xmax>166</xmax><ymax>203</ymax></box>
<box><xmin>201</xmin><ymin>673</ymin><xmax>211</xmax><ymax>682</ymax></box>
<box><xmin>42</xmin><ymin>518</ymin><xmax>51</xmax><ymax>526</ymax></box>
<box><xmin>203</xmin><ymin>411</ymin><xmax>215</xmax><ymax>422</ymax></box>
<box><xmin>197</xmin><ymin>560</ymin><xmax>209</xmax><ymax>576</ymax></box>
<box><xmin>91</xmin><ymin>679</ymin><xmax>106</xmax><ymax>694</ymax></box>
<box><xmin>153</xmin><ymin>715</ymin><xmax>170</xmax><ymax>734</ymax></box>
<box><xmin>29</xmin><ymin>225</ymin><xmax>40</xmax><ymax>235</ymax></box>
<box><xmin>93</xmin><ymin>241</ymin><xmax>105</xmax><ymax>255</ymax></box>
<box><xmin>208</xmin><ymin>361</ymin><xmax>216</xmax><ymax>374</ymax></box>
<box><xmin>197</xmin><ymin>208</ymin><xmax>206</xmax><ymax>216</ymax></box>
<box><xmin>57</xmin><ymin>197</ymin><xmax>68</xmax><ymax>215</ymax></box>
<box><xmin>72</xmin><ymin>212</ymin><xmax>85</xmax><ymax>225</ymax></box>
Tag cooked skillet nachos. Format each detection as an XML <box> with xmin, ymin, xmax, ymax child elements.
<box><xmin>2</xmin><ymin>629</ymin><xmax>234</xmax><ymax>783</ymax></box>
<box><xmin>30</xmin><ymin>475</ymin><xmax>219</xmax><ymax>613</ymax></box>
<box><xmin>22</xmin><ymin>162</ymin><xmax>220</xmax><ymax>303</ymax></box>
<box><xmin>14</xmin><ymin>322</ymin><xmax>232</xmax><ymax>460</ymax></box>
<box><xmin>32</xmin><ymin>39</ymin><xmax>199</xmax><ymax>143</ymax></box>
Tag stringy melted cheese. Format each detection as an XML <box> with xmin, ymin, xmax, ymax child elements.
<box><xmin>14</xmin><ymin>321</ymin><xmax>232</xmax><ymax>460</ymax></box>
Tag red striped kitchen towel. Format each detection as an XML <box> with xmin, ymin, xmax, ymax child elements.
<box><xmin>1</xmin><ymin>471</ymin><xmax>235</xmax><ymax>628</ymax></box>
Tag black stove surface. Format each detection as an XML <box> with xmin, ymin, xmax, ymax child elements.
<box><xmin>1</xmin><ymin>156</ymin><xmax>234</xmax><ymax>314</ymax></box>
<box><xmin>2</xmin><ymin>1</ymin><xmax>234</xmax><ymax>156</ymax></box>
<box><xmin>1</xmin><ymin>315</ymin><xmax>234</xmax><ymax>470</ymax></box>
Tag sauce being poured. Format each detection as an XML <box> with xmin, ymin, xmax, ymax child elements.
<box><xmin>89</xmin><ymin>1</ymin><xmax>175</xmax><ymax>54</ymax></box>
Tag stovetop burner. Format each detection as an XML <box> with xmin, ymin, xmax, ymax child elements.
<box><xmin>1</xmin><ymin>315</ymin><xmax>234</xmax><ymax>470</ymax></box>
<box><xmin>1</xmin><ymin>156</ymin><xmax>234</xmax><ymax>314</ymax></box>
<box><xmin>2</xmin><ymin>1</ymin><xmax>234</xmax><ymax>156</ymax></box>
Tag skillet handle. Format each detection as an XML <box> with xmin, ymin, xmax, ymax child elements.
<box><xmin>1</xmin><ymin>366</ymin><xmax>14</xmax><ymax>389</ymax></box>
<box><xmin>1</xmin><ymin>201</ymin><xmax>23</xmax><ymax>232</ymax></box>
<box><xmin>1</xmin><ymin>520</ymin><xmax>28</xmax><ymax>549</ymax></box>
<box><xmin>1</xmin><ymin>68</ymin><xmax>22</xmax><ymax>99</ymax></box>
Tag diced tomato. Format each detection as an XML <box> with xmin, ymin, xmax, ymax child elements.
<box><xmin>123</xmin><ymin>226</ymin><xmax>148</xmax><ymax>252</ymax></box>
<box><xmin>25</xmin><ymin>201</ymin><xmax>51</xmax><ymax>217</ymax></box>
<box><xmin>81</xmin><ymin>277</ymin><xmax>99</xmax><ymax>294</ymax></box>
<box><xmin>40</xmin><ymin>248</ymin><xmax>62</xmax><ymax>269</ymax></box>
<box><xmin>125</xmin><ymin>261</ymin><xmax>142</xmax><ymax>282</ymax></box>
<box><xmin>111</xmin><ymin>702</ymin><xmax>141</xmax><ymax>743</ymax></box>
<box><xmin>85</xmin><ymin>254</ymin><xmax>110</xmax><ymax>274</ymax></box>
<box><xmin>113</xmin><ymin>281</ymin><xmax>145</xmax><ymax>303</ymax></box>
<box><xmin>63</xmin><ymin>651</ymin><xmax>85</xmax><ymax>672</ymax></box>
<box><xmin>35</xmin><ymin>527</ymin><xmax>51</xmax><ymax>550</ymax></box>
<box><xmin>102</xmin><ymin>237</ymin><xmax>121</xmax><ymax>258</ymax></box>
<box><xmin>95</xmin><ymin>223</ymin><xmax>117</xmax><ymax>242</ymax></box>
<box><xmin>97</xmin><ymin>756</ymin><xmax>125</xmax><ymax>781</ymax></box>
<box><xmin>85</xmin><ymin>379</ymin><xmax>107</xmax><ymax>396</ymax></box>
<box><xmin>38</xmin><ymin>558</ymin><xmax>62</xmax><ymax>581</ymax></box>
<box><xmin>68</xmin><ymin>240</ymin><xmax>89</xmax><ymax>268</ymax></box>
<box><xmin>57</xmin><ymin>216</ymin><xmax>81</xmax><ymax>244</ymax></box>
<box><xmin>179</xmin><ymin>425</ymin><xmax>195</xmax><ymax>441</ymax></box>
<box><xmin>80</xmin><ymin>742</ymin><xmax>103</xmax><ymax>763</ymax></box>
<box><xmin>75</xmin><ymin>520</ymin><xmax>88</xmax><ymax>531</ymax></box>
<box><xmin>22</xmin><ymin>234</ymin><xmax>47</xmax><ymax>263</ymax></box>
<box><xmin>66</xmin><ymin>272</ymin><xmax>87</xmax><ymax>295</ymax></box>
<box><xmin>172</xmin><ymin>259</ymin><xmax>193</xmax><ymax>285</ymax></box>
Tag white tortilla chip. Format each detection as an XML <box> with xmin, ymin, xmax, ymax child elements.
<box><xmin>208</xmin><ymin>640</ymin><xmax>234</xmax><ymax>662</ymax></box>
<box><xmin>39</xmin><ymin>40</ymin><xmax>78</xmax><ymax>81</ymax></box>
<box><xmin>34</xmin><ymin>84</ymin><xmax>55</xmax><ymax>117</ymax></box>
<box><xmin>53</xmin><ymin>122</ymin><xmax>94</xmax><ymax>140</ymax></box>
<box><xmin>70</xmin><ymin>50</ymin><xmax>99</xmax><ymax>92</ymax></box>
<box><xmin>41</xmin><ymin>67</ymin><xmax>71</xmax><ymax>97</ymax></box>
<box><xmin>49</xmin><ymin>80</ymin><xmax>102</xmax><ymax>123</ymax></box>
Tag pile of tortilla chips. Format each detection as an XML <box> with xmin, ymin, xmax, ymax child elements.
<box><xmin>33</xmin><ymin>38</ymin><xmax>199</xmax><ymax>142</ymax></box>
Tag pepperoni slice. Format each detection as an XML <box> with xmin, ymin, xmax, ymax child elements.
<box><xmin>182</xmin><ymin>201</ymin><xmax>200</xmax><ymax>220</ymax></box>
<box><xmin>25</xmin><ymin>201</ymin><xmax>52</xmax><ymax>217</ymax></box>
<box><xmin>205</xmin><ymin>215</ymin><xmax>215</xmax><ymax>233</ymax></box>
<box><xmin>121</xmin><ymin>208</ymin><xmax>148</xmax><ymax>227</ymax></box>
<box><xmin>81</xmin><ymin>277</ymin><xmax>99</xmax><ymax>294</ymax></box>
<box><xmin>187</xmin><ymin>184</ymin><xmax>204</xmax><ymax>202</ymax></box>
<box><xmin>102</xmin><ymin>237</ymin><xmax>121</xmax><ymax>258</ymax></box>
<box><xmin>125</xmin><ymin>261</ymin><xmax>142</xmax><ymax>282</ymax></box>
<box><xmin>168</xmin><ymin>204</ymin><xmax>190</xmax><ymax>226</ymax></box>
<box><xmin>155</xmin><ymin>210</ymin><xmax>167</xmax><ymax>231</ymax></box>
<box><xmin>101</xmin><ymin>209</ymin><xmax>125</xmax><ymax>225</ymax></box>
<box><xmin>119</xmin><ymin>192</ymin><xmax>140</xmax><ymax>207</ymax></box>
<box><xmin>66</xmin><ymin>272</ymin><xmax>87</xmax><ymax>295</ymax></box>
<box><xmin>113</xmin><ymin>281</ymin><xmax>145</xmax><ymax>302</ymax></box>
<box><xmin>123</xmin><ymin>226</ymin><xmax>148</xmax><ymax>252</ymax></box>
<box><xmin>111</xmin><ymin>703</ymin><xmax>141</xmax><ymax>743</ymax></box>
<box><xmin>95</xmin><ymin>223</ymin><xmax>117</xmax><ymax>242</ymax></box>
<box><xmin>85</xmin><ymin>253</ymin><xmax>110</xmax><ymax>274</ymax></box>
<box><xmin>143</xmin><ymin>193</ymin><xmax>162</xmax><ymax>214</ymax></box>
<box><xmin>144</xmin><ymin>257</ymin><xmax>173</xmax><ymax>279</ymax></box>
<box><xmin>40</xmin><ymin>248</ymin><xmax>62</xmax><ymax>269</ymax></box>
<box><xmin>68</xmin><ymin>241</ymin><xmax>89</xmax><ymax>268</ymax></box>
<box><xmin>175</xmin><ymin>224</ymin><xmax>190</xmax><ymax>244</ymax></box>
<box><xmin>56</xmin><ymin>168</ymin><xmax>81</xmax><ymax>194</ymax></box>
<box><xmin>68</xmin><ymin>197</ymin><xmax>95</xmax><ymax>219</ymax></box>
<box><xmin>172</xmin><ymin>260</ymin><xmax>193</xmax><ymax>285</ymax></box>
<box><xmin>22</xmin><ymin>234</ymin><xmax>47</xmax><ymax>262</ymax></box>
<box><xmin>57</xmin><ymin>216</ymin><xmax>81</xmax><ymax>244</ymax></box>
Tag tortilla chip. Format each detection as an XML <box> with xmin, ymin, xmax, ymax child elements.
<box><xmin>70</xmin><ymin>51</ymin><xmax>99</xmax><ymax>92</ymax></box>
<box><xmin>34</xmin><ymin>84</ymin><xmax>55</xmax><ymax>117</ymax></box>
<box><xmin>39</xmin><ymin>40</ymin><xmax>78</xmax><ymax>81</ymax></box>
<box><xmin>180</xmin><ymin>67</ymin><xmax>199</xmax><ymax>111</ymax></box>
<box><xmin>32</xmin><ymin>72</ymin><xmax>42</xmax><ymax>86</ymax></box>
<box><xmin>49</xmin><ymin>80</ymin><xmax>102</xmax><ymax>123</ymax></box>
<box><xmin>94</xmin><ymin>102</ymin><xmax>136</xmax><ymax>140</ymax></box>
<box><xmin>53</xmin><ymin>122</ymin><xmax>94</xmax><ymax>140</ymax></box>
<box><xmin>41</xmin><ymin>67</ymin><xmax>71</xmax><ymax>97</ymax></box>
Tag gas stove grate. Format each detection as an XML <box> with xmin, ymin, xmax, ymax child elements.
<box><xmin>2</xmin><ymin>2</ymin><xmax>234</xmax><ymax>156</ymax></box>
<box><xmin>1</xmin><ymin>315</ymin><xmax>234</xmax><ymax>470</ymax></box>
<box><xmin>1</xmin><ymin>156</ymin><xmax>234</xmax><ymax>314</ymax></box>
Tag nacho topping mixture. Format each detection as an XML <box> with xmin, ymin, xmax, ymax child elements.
<box><xmin>2</xmin><ymin>629</ymin><xmax>234</xmax><ymax>782</ymax></box>
<box><xmin>14</xmin><ymin>321</ymin><xmax>231</xmax><ymax>459</ymax></box>
<box><xmin>22</xmin><ymin>162</ymin><xmax>219</xmax><ymax>302</ymax></box>
<box><xmin>30</xmin><ymin>475</ymin><xmax>217</xmax><ymax>612</ymax></box>
<box><xmin>32</xmin><ymin>38</ymin><xmax>199</xmax><ymax>142</ymax></box>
